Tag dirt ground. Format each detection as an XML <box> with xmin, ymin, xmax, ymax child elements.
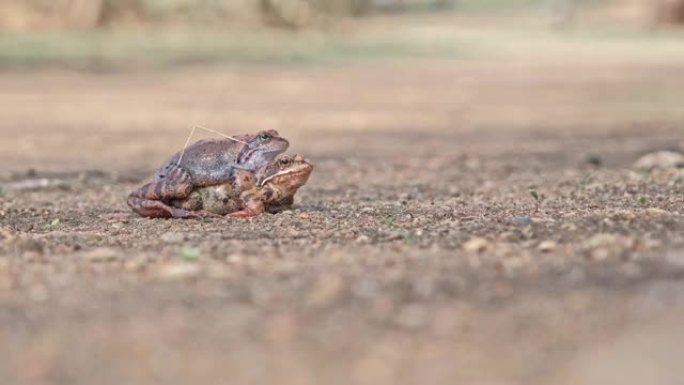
<box><xmin>2</xmin><ymin>57</ymin><xmax>684</xmax><ymax>384</ymax></box>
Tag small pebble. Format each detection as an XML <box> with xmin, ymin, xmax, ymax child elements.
<box><xmin>155</xmin><ymin>263</ymin><xmax>201</xmax><ymax>280</ymax></box>
<box><xmin>463</xmin><ymin>237</ymin><xmax>489</xmax><ymax>253</ymax></box>
<box><xmin>538</xmin><ymin>240</ymin><xmax>557</xmax><ymax>253</ymax></box>
<box><xmin>644</xmin><ymin>207</ymin><xmax>668</xmax><ymax>217</ymax></box>
<box><xmin>226</xmin><ymin>253</ymin><xmax>245</xmax><ymax>265</ymax></box>
<box><xmin>82</xmin><ymin>247</ymin><xmax>119</xmax><ymax>262</ymax></box>
<box><xmin>634</xmin><ymin>151</ymin><xmax>684</xmax><ymax>170</ymax></box>
<box><xmin>355</xmin><ymin>235</ymin><xmax>371</xmax><ymax>244</ymax></box>
<box><xmin>511</xmin><ymin>216</ymin><xmax>532</xmax><ymax>226</ymax></box>
<box><xmin>590</xmin><ymin>248</ymin><xmax>611</xmax><ymax>261</ymax></box>
<box><xmin>585</xmin><ymin>233</ymin><xmax>619</xmax><ymax>249</ymax></box>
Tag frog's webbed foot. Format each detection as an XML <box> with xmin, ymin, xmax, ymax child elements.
<box><xmin>194</xmin><ymin>210</ymin><xmax>222</xmax><ymax>218</ymax></box>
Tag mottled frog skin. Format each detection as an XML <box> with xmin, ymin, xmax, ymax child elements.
<box><xmin>127</xmin><ymin>130</ymin><xmax>289</xmax><ymax>218</ymax></box>
<box><xmin>170</xmin><ymin>168</ymin><xmax>256</xmax><ymax>216</ymax></box>
<box><xmin>172</xmin><ymin>154</ymin><xmax>313</xmax><ymax>218</ymax></box>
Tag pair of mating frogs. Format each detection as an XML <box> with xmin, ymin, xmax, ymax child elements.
<box><xmin>127</xmin><ymin>130</ymin><xmax>313</xmax><ymax>218</ymax></box>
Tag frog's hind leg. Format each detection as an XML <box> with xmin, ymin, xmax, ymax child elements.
<box><xmin>127</xmin><ymin>194</ymin><xmax>197</xmax><ymax>218</ymax></box>
<box><xmin>127</xmin><ymin>183</ymin><xmax>198</xmax><ymax>218</ymax></box>
<box><xmin>127</xmin><ymin>167</ymin><xmax>197</xmax><ymax>219</ymax></box>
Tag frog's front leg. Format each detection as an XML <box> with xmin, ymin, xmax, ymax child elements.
<box><xmin>229</xmin><ymin>185</ymin><xmax>281</xmax><ymax>218</ymax></box>
<box><xmin>127</xmin><ymin>166</ymin><xmax>197</xmax><ymax>218</ymax></box>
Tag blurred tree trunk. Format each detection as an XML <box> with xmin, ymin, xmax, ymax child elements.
<box><xmin>257</xmin><ymin>0</ymin><xmax>454</xmax><ymax>28</ymax></box>
<box><xmin>258</xmin><ymin>0</ymin><xmax>316</xmax><ymax>29</ymax></box>
<box><xmin>98</xmin><ymin>0</ymin><xmax>148</xmax><ymax>26</ymax></box>
<box><xmin>63</xmin><ymin>0</ymin><xmax>103</xmax><ymax>28</ymax></box>
<box><xmin>544</xmin><ymin>0</ymin><xmax>577</xmax><ymax>29</ymax></box>
<box><xmin>656</xmin><ymin>0</ymin><xmax>684</xmax><ymax>24</ymax></box>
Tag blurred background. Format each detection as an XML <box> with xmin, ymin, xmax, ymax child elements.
<box><xmin>1</xmin><ymin>0</ymin><xmax>683</xmax><ymax>64</ymax></box>
<box><xmin>0</xmin><ymin>0</ymin><xmax>683</xmax><ymax>173</ymax></box>
<box><xmin>2</xmin><ymin>2</ymin><xmax>684</xmax><ymax>385</ymax></box>
<box><xmin>1</xmin><ymin>0</ymin><xmax>683</xmax><ymax>31</ymax></box>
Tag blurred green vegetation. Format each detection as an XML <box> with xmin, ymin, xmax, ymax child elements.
<box><xmin>0</xmin><ymin>28</ymin><xmax>464</xmax><ymax>70</ymax></box>
<box><xmin>1</xmin><ymin>22</ymin><xmax>684</xmax><ymax>70</ymax></box>
<box><xmin>0</xmin><ymin>0</ymin><xmax>682</xmax><ymax>70</ymax></box>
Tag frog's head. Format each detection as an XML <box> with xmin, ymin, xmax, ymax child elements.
<box><xmin>257</xmin><ymin>154</ymin><xmax>313</xmax><ymax>195</ymax></box>
<box><xmin>237</xmin><ymin>130</ymin><xmax>289</xmax><ymax>171</ymax></box>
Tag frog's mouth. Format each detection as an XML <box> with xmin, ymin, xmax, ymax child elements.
<box><xmin>258</xmin><ymin>163</ymin><xmax>313</xmax><ymax>187</ymax></box>
<box><xmin>238</xmin><ymin>147</ymin><xmax>287</xmax><ymax>170</ymax></box>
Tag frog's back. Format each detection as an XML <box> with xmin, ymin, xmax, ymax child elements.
<box><xmin>155</xmin><ymin>138</ymin><xmax>244</xmax><ymax>186</ymax></box>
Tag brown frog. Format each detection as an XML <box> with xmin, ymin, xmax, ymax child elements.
<box><xmin>127</xmin><ymin>130</ymin><xmax>289</xmax><ymax>218</ymax></box>
<box><xmin>171</xmin><ymin>154</ymin><xmax>313</xmax><ymax>218</ymax></box>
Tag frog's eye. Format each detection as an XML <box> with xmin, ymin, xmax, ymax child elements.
<box><xmin>259</xmin><ymin>132</ymin><xmax>271</xmax><ymax>141</ymax></box>
<box><xmin>279</xmin><ymin>157</ymin><xmax>291</xmax><ymax>167</ymax></box>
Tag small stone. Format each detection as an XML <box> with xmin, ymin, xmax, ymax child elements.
<box><xmin>298</xmin><ymin>213</ymin><xmax>310</xmax><ymax>220</ymax></box>
<box><xmin>463</xmin><ymin>237</ymin><xmax>489</xmax><ymax>253</ymax></box>
<box><xmin>226</xmin><ymin>253</ymin><xmax>245</xmax><ymax>265</ymax></box>
<box><xmin>634</xmin><ymin>151</ymin><xmax>684</xmax><ymax>170</ymax></box>
<box><xmin>155</xmin><ymin>262</ymin><xmax>201</xmax><ymax>280</ymax></box>
<box><xmin>585</xmin><ymin>233</ymin><xmax>619</xmax><ymax>249</ymax></box>
<box><xmin>500</xmin><ymin>255</ymin><xmax>530</xmax><ymax>273</ymax></box>
<box><xmin>161</xmin><ymin>232</ymin><xmax>185</xmax><ymax>244</ymax></box>
<box><xmin>499</xmin><ymin>231</ymin><xmax>518</xmax><ymax>242</ymax></box>
<box><xmin>123</xmin><ymin>258</ymin><xmax>145</xmax><ymax>272</ymax></box>
<box><xmin>584</xmin><ymin>154</ymin><xmax>603</xmax><ymax>167</ymax></box>
<box><xmin>612</xmin><ymin>210</ymin><xmax>636</xmax><ymax>220</ymax></box>
<box><xmin>538</xmin><ymin>240</ymin><xmax>557</xmax><ymax>253</ymax></box>
<box><xmin>589</xmin><ymin>248</ymin><xmax>611</xmax><ymax>261</ymax></box>
<box><xmin>287</xmin><ymin>229</ymin><xmax>303</xmax><ymax>238</ymax></box>
<box><xmin>355</xmin><ymin>234</ymin><xmax>370</xmax><ymax>244</ymax></box>
<box><xmin>644</xmin><ymin>207</ymin><xmax>668</xmax><ymax>217</ymax></box>
<box><xmin>640</xmin><ymin>238</ymin><xmax>662</xmax><ymax>250</ymax></box>
<box><xmin>82</xmin><ymin>247</ymin><xmax>118</xmax><ymax>262</ymax></box>
<box><xmin>511</xmin><ymin>216</ymin><xmax>532</xmax><ymax>226</ymax></box>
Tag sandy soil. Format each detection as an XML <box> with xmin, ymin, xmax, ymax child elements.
<box><xmin>1</xmin><ymin>58</ymin><xmax>684</xmax><ymax>384</ymax></box>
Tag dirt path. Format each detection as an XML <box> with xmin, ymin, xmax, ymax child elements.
<box><xmin>1</xmin><ymin>59</ymin><xmax>684</xmax><ymax>384</ymax></box>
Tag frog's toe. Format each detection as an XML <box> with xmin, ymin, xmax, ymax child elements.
<box><xmin>229</xmin><ymin>209</ymin><xmax>257</xmax><ymax>218</ymax></box>
<box><xmin>169</xmin><ymin>207</ymin><xmax>203</xmax><ymax>219</ymax></box>
<box><xmin>196</xmin><ymin>210</ymin><xmax>222</xmax><ymax>218</ymax></box>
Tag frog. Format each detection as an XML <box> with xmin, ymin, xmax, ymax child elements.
<box><xmin>171</xmin><ymin>154</ymin><xmax>313</xmax><ymax>218</ymax></box>
<box><xmin>127</xmin><ymin>129</ymin><xmax>289</xmax><ymax>218</ymax></box>
<box><xmin>234</xmin><ymin>153</ymin><xmax>314</xmax><ymax>217</ymax></box>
